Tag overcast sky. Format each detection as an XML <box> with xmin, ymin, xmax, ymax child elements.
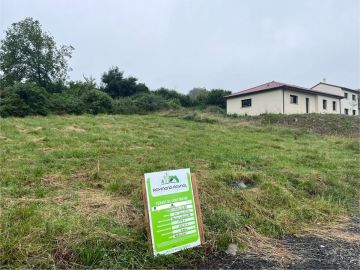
<box><xmin>0</xmin><ymin>0</ymin><xmax>359</xmax><ymax>93</ymax></box>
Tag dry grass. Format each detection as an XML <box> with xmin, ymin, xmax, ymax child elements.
<box><xmin>62</xmin><ymin>125</ymin><xmax>85</xmax><ymax>132</ymax></box>
<box><xmin>301</xmin><ymin>216</ymin><xmax>360</xmax><ymax>242</ymax></box>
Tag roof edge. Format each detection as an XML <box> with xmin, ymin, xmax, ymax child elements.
<box><xmin>225</xmin><ymin>85</ymin><xmax>344</xmax><ymax>99</ymax></box>
<box><xmin>311</xmin><ymin>82</ymin><xmax>359</xmax><ymax>93</ymax></box>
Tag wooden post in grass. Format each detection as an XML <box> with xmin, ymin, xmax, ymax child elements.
<box><xmin>142</xmin><ymin>178</ymin><xmax>153</xmax><ymax>253</ymax></box>
<box><xmin>96</xmin><ymin>159</ymin><xmax>100</xmax><ymax>176</ymax></box>
<box><xmin>191</xmin><ymin>173</ymin><xmax>205</xmax><ymax>245</ymax></box>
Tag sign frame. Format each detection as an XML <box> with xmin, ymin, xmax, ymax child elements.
<box><xmin>142</xmin><ymin>171</ymin><xmax>205</xmax><ymax>255</ymax></box>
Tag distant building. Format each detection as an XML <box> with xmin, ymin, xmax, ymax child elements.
<box><xmin>225</xmin><ymin>81</ymin><xmax>358</xmax><ymax>116</ymax></box>
<box><xmin>311</xmin><ymin>82</ymin><xmax>358</xmax><ymax>116</ymax></box>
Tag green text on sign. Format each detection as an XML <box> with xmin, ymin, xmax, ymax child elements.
<box><xmin>144</xmin><ymin>168</ymin><xmax>201</xmax><ymax>255</ymax></box>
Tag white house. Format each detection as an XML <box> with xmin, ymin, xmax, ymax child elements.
<box><xmin>225</xmin><ymin>81</ymin><xmax>358</xmax><ymax>116</ymax></box>
<box><xmin>311</xmin><ymin>82</ymin><xmax>358</xmax><ymax>116</ymax></box>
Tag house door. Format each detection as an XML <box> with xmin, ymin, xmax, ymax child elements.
<box><xmin>306</xmin><ymin>98</ymin><xmax>309</xmax><ymax>113</ymax></box>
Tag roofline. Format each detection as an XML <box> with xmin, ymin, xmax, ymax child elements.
<box><xmin>311</xmin><ymin>82</ymin><xmax>359</xmax><ymax>94</ymax></box>
<box><xmin>225</xmin><ymin>86</ymin><xmax>283</xmax><ymax>99</ymax></box>
<box><xmin>225</xmin><ymin>85</ymin><xmax>344</xmax><ymax>99</ymax></box>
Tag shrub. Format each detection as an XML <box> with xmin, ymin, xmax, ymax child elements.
<box><xmin>81</xmin><ymin>89</ymin><xmax>113</xmax><ymax>114</ymax></box>
<box><xmin>49</xmin><ymin>92</ymin><xmax>85</xmax><ymax>115</ymax></box>
<box><xmin>112</xmin><ymin>93</ymin><xmax>178</xmax><ymax>114</ymax></box>
<box><xmin>112</xmin><ymin>98</ymin><xmax>137</xmax><ymax>114</ymax></box>
<box><xmin>205</xmin><ymin>89</ymin><xmax>231</xmax><ymax>109</ymax></box>
<box><xmin>133</xmin><ymin>93</ymin><xmax>174</xmax><ymax>113</ymax></box>
<box><xmin>154</xmin><ymin>88</ymin><xmax>191</xmax><ymax>107</ymax></box>
<box><xmin>0</xmin><ymin>83</ymin><xmax>50</xmax><ymax>117</ymax></box>
<box><xmin>49</xmin><ymin>83</ymin><xmax>113</xmax><ymax>115</ymax></box>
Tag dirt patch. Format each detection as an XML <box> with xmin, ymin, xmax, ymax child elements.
<box><xmin>202</xmin><ymin>214</ymin><xmax>360</xmax><ymax>269</ymax></box>
<box><xmin>52</xmin><ymin>243</ymin><xmax>78</xmax><ymax>269</ymax></box>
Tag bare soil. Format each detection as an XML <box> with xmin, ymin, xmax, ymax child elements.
<box><xmin>201</xmin><ymin>215</ymin><xmax>359</xmax><ymax>269</ymax></box>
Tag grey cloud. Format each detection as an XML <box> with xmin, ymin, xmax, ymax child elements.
<box><xmin>0</xmin><ymin>0</ymin><xmax>358</xmax><ymax>93</ymax></box>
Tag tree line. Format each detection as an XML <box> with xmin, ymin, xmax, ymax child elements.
<box><xmin>0</xmin><ymin>18</ymin><xmax>231</xmax><ymax>117</ymax></box>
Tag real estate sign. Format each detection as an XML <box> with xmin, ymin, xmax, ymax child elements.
<box><xmin>143</xmin><ymin>168</ymin><xmax>203</xmax><ymax>256</ymax></box>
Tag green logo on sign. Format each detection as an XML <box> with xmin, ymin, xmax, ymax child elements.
<box><xmin>161</xmin><ymin>172</ymin><xmax>180</xmax><ymax>185</ymax></box>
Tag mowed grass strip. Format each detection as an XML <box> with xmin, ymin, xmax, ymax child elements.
<box><xmin>0</xmin><ymin>114</ymin><xmax>359</xmax><ymax>268</ymax></box>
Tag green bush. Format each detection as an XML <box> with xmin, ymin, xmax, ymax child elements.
<box><xmin>112</xmin><ymin>93</ymin><xmax>176</xmax><ymax>114</ymax></box>
<box><xmin>49</xmin><ymin>84</ymin><xmax>113</xmax><ymax>115</ymax></box>
<box><xmin>0</xmin><ymin>83</ymin><xmax>50</xmax><ymax>117</ymax></box>
<box><xmin>49</xmin><ymin>92</ymin><xmax>85</xmax><ymax>115</ymax></box>
<box><xmin>132</xmin><ymin>93</ymin><xmax>170</xmax><ymax>113</ymax></box>
<box><xmin>81</xmin><ymin>89</ymin><xmax>113</xmax><ymax>114</ymax></box>
<box><xmin>205</xmin><ymin>89</ymin><xmax>231</xmax><ymax>109</ymax></box>
<box><xmin>154</xmin><ymin>88</ymin><xmax>191</xmax><ymax>107</ymax></box>
<box><xmin>112</xmin><ymin>97</ymin><xmax>137</xmax><ymax>114</ymax></box>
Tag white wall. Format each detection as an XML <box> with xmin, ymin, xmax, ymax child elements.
<box><xmin>312</xmin><ymin>83</ymin><xmax>343</xmax><ymax>96</ymax></box>
<box><xmin>312</xmin><ymin>83</ymin><xmax>358</xmax><ymax>115</ymax></box>
<box><xmin>226</xmin><ymin>89</ymin><xmax>283</xmax><ymax>115</ymax></box>
<box><xmin>283</xmin><ymin>90</ymin><xmax>316</xmax><ymax>114</ymax></box>
<box><xmin>226</xmin><ymin>88</ymin><xmax>343</xmax><ymax>116</ymax></box>
<box><xmin>315</xmin><ymin>95</ymin><xmax>341</xmax><ymax>114</ymax></box>
<box><xmin>341</xmin><ymin>90</ymin><xmax>358</xmax><ymax>115</ymax></box>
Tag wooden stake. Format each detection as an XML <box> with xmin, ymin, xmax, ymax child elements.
<box><xmin>142</xmin><ymin>178</ymin><xmax>153</xmax><ymax>253</ymax></box>
<box><xmin>96</xmin><ymin>159</ymin><xmax>100</xmax><ymax>176</ymax></box>
<box><xmin>191</xmin><ymin>173</ymin><xmax>205</xmax><ymax>244</ymax></box>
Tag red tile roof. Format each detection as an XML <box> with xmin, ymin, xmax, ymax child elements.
<box><xmin>225</xmin><ymin>81</ymin><xmax>344</xmax><ymax>99</ymax></box>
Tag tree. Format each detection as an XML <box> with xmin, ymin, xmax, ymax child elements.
<box><xmin>206</xmin><ymin>89</ymin><xmax>231</xmax><ymax>109</ymax></box>
<box><xmin>0</xmin><ymin>83</ymin><xmax>50</xmax><ymax>117</ymax></box>
<box><xmin>188</xmin><ymin>87</ymin><xmax>207</xmax><ymax>102</ymax></box>
<box><xmin>154</xmin><ymin>87</ymin><xmax>191</xmax><ymax>107</ymax></box>
<box><xmin>101</xmin><ymin>66</ymin><xmax>149</xmax><ymax>98</ymax></box>
<box><xmin>0</xmin><ymin>18</ymin><xmax>73</xmax><ymax>89</ymax></box>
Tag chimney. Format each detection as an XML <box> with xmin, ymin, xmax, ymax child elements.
<box><xmin>322</xmin><ymin>78</ymin><xmax>327</xmax><ymax>83</ymax></box>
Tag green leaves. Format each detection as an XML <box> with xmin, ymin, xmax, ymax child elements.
<box><xmin>0</xmin><ymin>17</ymin><xmax>73</xmax><ymax>87</ymax></box>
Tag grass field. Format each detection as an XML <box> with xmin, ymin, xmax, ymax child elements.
<box><xmin>0</xmin><ymin>112</ymin><xmax>359</xmax><ymax>268</ymax></box>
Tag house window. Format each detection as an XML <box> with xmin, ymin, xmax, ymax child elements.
<box><xmin>353</xmin><ymin>110</ymin><xmax>356</xmax><ymax>115</ymax></box>
<box><xmin>344</xmin><ymin>93</ymin><xmax>348</xmax><ymax>98</ymax></box>
<box><xmin>241</xmin><ymin>99</ymin><xmax>252</xmax><ymax>108</ymax></box>
<box><xmin>345</xmin><ymin>109</ymin><xmax>349</xmax><ymax>115</ymax></box>
<box><xmin>332</xmin><ymin>101</ymin><xmax>336</xmax><ymax>111</ymax></box>
<box><xmin>352</xmin><ymin>95</ymin><xmax>356</xmax><ymax>101</ymax></box>
<box><xmin>323</xmin><ymin>100</ymin><xmax>327</xmax><ymax>110</ymax></box>
<box><xmin>290</xmin><ymin>95</ymin><xmax>298</xmax><ymax>104</ymax></box>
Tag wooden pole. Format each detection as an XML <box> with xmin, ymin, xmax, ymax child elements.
<box><xmin>142</xmin><ymin>178</ymin><xmax>153</xmax><ymax>253</ymax></box>
<box><xmin>191</xmin><ymin>173</ymin><xmax>205</xmax><ymax>244</ymax></box>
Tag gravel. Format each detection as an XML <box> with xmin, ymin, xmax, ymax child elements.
<box><xmin>200</xmin><ymin>215</ymin><xmax>359</xmax><ymax>269</ymax></box>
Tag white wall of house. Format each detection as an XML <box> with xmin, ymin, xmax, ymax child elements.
<box><xmin>341</xmin><ymin>90</ymin><xmax>358</xmax><ymax>115</ymax></box>
<box><xmin>226</xmin><ymin>88</ymin><xmax>343</xmax><ymax>116</ymax></box>
<box><xmin>312</xmin><ymin>83</ymin><xmax>343</xmax><ymax>96</ymax></box>
<box><xmin>312</xmin><ymin>83</ymin><xmax>358</xmax><ymax>115</ymax></box>
<box><xmin>226</xmin><ymin>89</ymin><xmax>283</xmax><ymax>115</ymax></box>
<box><xmin>283</xmin><ymin>90</ymin><xmax>317</xmax><ymax>114</ymax></box>
<box><xmin>315</xmin><ymin>95</ymin><xmax>341</xmax><ymax>114</ymax></box>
